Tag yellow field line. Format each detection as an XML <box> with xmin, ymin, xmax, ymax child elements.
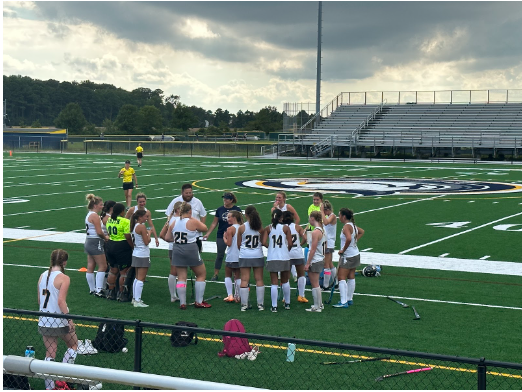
<box><xmin>3</xmin><ymin>231</ymin><xmax>66</xmax><ymax>244</ymax></box>
<box><xmin>4</xmin><ymin>315</ymin><xmax>520</xmax><ymax>379</ymax></box>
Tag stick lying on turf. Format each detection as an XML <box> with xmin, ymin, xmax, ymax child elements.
<box><xmin>188</xmin><ymin>295</ymin><xmax>221</xmax><ymax>306</ymax></box>
<box><xmin>412</xmin><ymin>306</ymin><xmax>421</xmax><ymax>320</ymax></box>
<box><xmin>322</xmin><ymin>356</ymin><xmax>390</xmax><ymax>365</ymax></box>
<box><xmin>375</xmin><ymin>367</ymin><xmax>432</xmax><ymax>382</ymax></box>
<box><xmin>387</xmin><ymin>296</ymin><xmax>409</xmax><ymax>308</ymax></box>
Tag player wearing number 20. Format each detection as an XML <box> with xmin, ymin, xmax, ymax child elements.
<box><xmin>38</xmin><ymin>249</ymin><xmax>79</xmax><ymax>390</ymax></box>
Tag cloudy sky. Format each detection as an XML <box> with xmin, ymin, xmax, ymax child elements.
<box><xmin>3</xmin><ymin>1</ymin><xmax>522</xmax><ymax>113</ymax></box>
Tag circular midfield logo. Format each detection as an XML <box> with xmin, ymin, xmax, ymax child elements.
<box><xmin>236</xmin><ymin>178</ymin><xmax>522</xmax><ymax>196</ymax></box>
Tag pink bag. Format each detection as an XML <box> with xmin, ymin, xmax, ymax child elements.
<box><xmin>218</xmin><ymin>319</ymin><xmax>251</xmax><ymax>357</ymax></box>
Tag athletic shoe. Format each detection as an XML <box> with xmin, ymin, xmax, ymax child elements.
<box><xmin>89</xmin><ymin>291</ymin><xmax>95</xmax><ymax>295</ymax></box>
<box><xmin>171</xmin><ymin>296</ymin><xmax>179</xmax><ymax>303</ymax></box>
<box><xmin>194</xmin><ymin>301</ymin><xmax>212</xmax><ymax>308</ymax></box>
<box><xmin>133</xmin><ymin>300</ymin><xmax>149</xmax><ymax>307</ymax></box>
<box><xmin>320</xmin><ymin>304</ymin><xmax>324</xmax><ymax>310</ymax></box>
<box><xmin>284</xmin><ymin>303</ymin><xmax>290</xmax><ymax>310</ymax></box>
<box><xmin>179</xmin><ymin>304</ymin><xmax>187</xmax><ymax>310</ymax></box>
<box><xmin>223</xmin><ymin>295</ymin><xmax>235</xmax><ymax>303</ymax></box>
<box><xmin>332</xmin><ymin>302</ymin><xmax>349</xmax><ymax>308</ymax></box>
<box><xmin>246</xmin><ymin>346</ymin><xmax>260</xmax><ymax>361</ymax></box>
<box><xmin>257</xmin><ymin>304</ymin><xmax>264</xmax><ymax>311</ymax></box>
<box><xmin>305</xmin><ymin>306</ymin><xmax>322</xmax><ymax>312</ymax></box>
<box><xmin>131</xmin><ymin>298</ymin><xmax>136</xmax><ymax>305</ymax></box>
<box><xmin>241</xmin><ymin>304</ymin><xmax>249</xmax><ymax>311</ymax></box>
<box><xmin>83</xmin><ymin>339</ymin><xmax>98</xmax><ymax>354</ymax></box>
<box><xmin>297</xmin><ymin>296</ymin><xmax>308</xmax><ymax>303</ymax></box>
<box><xmin>76</xmin><ymin>340</ymin><xmax>88</xmax><ymax>355</ymax></box>
<box><xmin>210</xmin><ymin>275</ymin><xmax>219</xmax><ymax>281</ymax></box>
<box><xmin>347</xmin><ymin>300</ymin><xmax>353</xmax><ymax>305</ymax></box>
<box><xmin>93</xmin><ymin>290</ymin><xmax>106</xmax><ymax>298</ymax></box>
<box><xmin>271</xmin><ymin>306</ymin><xmax>277</xmax><ymax>313</ymax></box>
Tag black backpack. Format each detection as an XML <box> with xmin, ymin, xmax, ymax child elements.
<box><xmin>92</xmin><ymin>322</ymin><xmax>128</xmax><ymax>353</ymax></box>
<box><xmin>170</xmin><ymin>321</ymin><xmax>198</xmax><ymax>347</ymax></box>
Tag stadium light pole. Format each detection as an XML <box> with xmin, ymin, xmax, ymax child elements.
<box><xmin>316</xmin><ymin>1</ymin><xmax>322</xmax><ymax>123</ymax></box>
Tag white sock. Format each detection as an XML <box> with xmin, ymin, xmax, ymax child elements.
<box><xmin>323</xmin><ymin>268</ymin><xmax>331</xmax><ymax>288</ymax></box>
<box><xmin>331</xmin><ymin>267</ymin><xmax>337</xmax><ymax>285</ymax></box>
<box><xmin>313</xmin><ymin>287</ymin><xmax>322</xmax><ymax>308</ymax></box>
<box><xmin>133</xmin><ymin>279</ymin><xmax>144</xmax><ymax>301</ymax></box>
<box><xmin>224</xmin><ymin>277</ymin><xmax>233</xmax><ymax>296</ymax></box>
<box><xmin>132</xmin><ymin>279</ymin><xmax>137</xmax><ymax>299</ymax></box>
<box><xmin>256</xmin><ymin>285</ymin><xmax>265</xmax><ymax>306</ymax></box>
<box><xmin>86</xmin><ymin>273</ymin><xmax>95</xmax><ymax>292</ymax></box>
<box><xmin>62</xmin><ymin>348</ymin><xmax>77</xmax><ymax>364</ymax></box>
<box><xmin>44</xmin><ymin>357</ymin><xmax>55</xmax><ymax>389</ymax></box>
<box><xmin>195</xmin><ymin>281</ymin><xmax>206</xmax><ymax>303</ymax></box>
<box><xmin>282</xmin><ymin>282</ymin><xmax>291</xmax><ymax>304</ymax></box>
<box><xmin>271</xmin><ymin>285</ymin><xmax>278</xmax><ymax>307</ymax></box>
<box><xmin>347</xmin><ymin>278</ymin><xmax>355</xmax><ymax>301</ymax></box>
<box><xmin>298</xmin><ymin>276</ymin><xmax>306</xmax><ymax>297</ymax></box>
<box><xmin>291</xmin><ymin>264</ymin><xmax>297</xmax><ymax>278</ymax></box>
<box><xmin>177</xmin><ymin>282</ymin><xmax>187</xmax><ymax>305</ymax></box>
<box><xmin>311</xmin><ymin>287</ymin><xmax>318</xmax><ymax>308</ymax></box>
<box><xmin>168</xmin><ymin>274</ymin><xmax>177</xmax><ymax>298</ymax></box>
<box><xmin>95</xmin><ymin>271</ymin><xmax>105</xmax><ymax>292</ymax></box>
<box><xmin>234</xmin><ymin>279</ymin><xmax>241</xmax><ymax>297</ymax></box>
<box><xmin>240</xmin><ymin>287</ymin><xmax>249</xmax><ymax>306</ymax></box>
<box><xmin>339</xmin><ymin>280</ymin><xmax>348</xmax><ymax>304</ymax></box>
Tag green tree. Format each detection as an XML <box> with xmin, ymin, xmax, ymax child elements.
<box><xmin>54</xmin><ymin>102</ymin><xmax>87</xmax><ymax>134</ymax></box>
<box><xmin>171</xmin><ymin>104</ymin><xmax>198</xmax><ymax>131</ymax></box>
<box><xmin>114</xmin><ymin>104</ymin><xmax>140</xmax><ymax>134</ymax></box>
<box><xmin>139</xmin><ymin>105</ymin><xmax>163</xmax><ymax>134</ymax></box>
<box><xmin>30</xmin><ymin>119</ymin><xmax>42</xmax><ymax>128</ymax></box>
<box><xmin>102</xmin><ymin>118</ymin><xmax>115</xmax><ymax>134</ymax></box>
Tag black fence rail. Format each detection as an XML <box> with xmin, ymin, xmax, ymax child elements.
<box><xmin>4</xmin><ymin>308</ymin><xmax>522</xmax><ymax>390</ymax></box>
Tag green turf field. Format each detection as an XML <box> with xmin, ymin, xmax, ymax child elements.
<box><xmin>3</xmin><ymin>152</ymin><xmax>522</xmax><ymax>388</ymax></box>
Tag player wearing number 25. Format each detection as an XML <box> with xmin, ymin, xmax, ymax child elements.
<box><xmin>38</xmin><ymin>249</ymin><xmax>79</xmax><ymax>390</ymax></box>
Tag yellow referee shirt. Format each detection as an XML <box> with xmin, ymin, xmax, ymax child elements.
<box><xmin>136</xmin><ymin>146</ymin><xmax>143</xmax><ymax>154</ymax></box>
<box><xmin>120</xmin><ymin>167</ymin><xmax>135</xmax><ymax>183</ymax></box>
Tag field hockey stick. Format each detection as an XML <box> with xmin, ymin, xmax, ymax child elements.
<box><xmin>322</xmin><ymin>356</ymin><xmax>390</xmax><ymax>365</ymax></box>
<box><xmin>375</xmin><ymin>367</ymin><xmax>431</xmax><ymax>382</ymax></box>
<box><xmin>324</xmin><ymin>283</ymin><xmax>335</xmax><ymax>305</ymax></box>
<box><xmin>387</xmin><ymin>296</ymin><xmax>409</xmax><ymax>308</ymax></box>
<box><xmin>190</xmin><ymin>272</ymin><xmax>195</xmax><ymax>302</ymax></box>
<box><xmin>412</xmin><ymin>306</ymin><xmax>421</xmax><ymax>320</ymax></box>
<box><xmin>204</xmin><ymin>295</ymin><xmax>221</xmax><ymax>302</ymax></box>
<box><xmin>277</xmin><ymin>283</ymin><xmax>283</xmax><ymax>301</ymax></box>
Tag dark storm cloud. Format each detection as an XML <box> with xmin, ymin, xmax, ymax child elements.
<box><xmin>32</xmin><ymin>2</ymin><xmax>522</xmax><ymax>81</ymax></box>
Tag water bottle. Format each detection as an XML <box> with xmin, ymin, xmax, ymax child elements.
<box><xmin>286</xmin><ymin>343</ymin><xmax>296</xmax><ymax>362</ymax></box>
<box><xmin>25</xmin><ymin>346</ymin><xmax>35</xmax><ymax>358</ymax></box>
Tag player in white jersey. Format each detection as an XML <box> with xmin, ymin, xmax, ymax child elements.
<box><xmin>237</xmin><ymin>206</ymin><xmax>266</xmax><ymax>311</ymax></box>
<box><xmin>84</xmin><ymin>194</ymin><xmax>109</xmax><ymax>297</ymax></box>
<box><xmin>130</xmin><ymin>210</ymin><xmax>152</xmax><ymax>307</ymax></box>
<box><xmin>271</xmin><ymin>191</ymin><xmax>301</xmax><ymax>225</ymax></box>
<box><xmin>321</xmin><ymin>200</ymin><xmax>338</xmax><ymax>290</ymax></box>
<box><xmin>101</xmin><ymin>200</ymin><xmax>116</xmax><ymax>237</ymax></box>
<box><xmin>125</xmin><ymin>193</ymin><xmax>160</xmax><ymax>248</ymax></box>
<box><xmin>282</xmin><ymin>211</ymin><xmax>308</xmax><ymax>303</ymax></box>
<box><xmin>264</xmin><ymin>209</ymin><xmax>293</xmax><ymax>312</ymax></box>
<box><xmin>37</xmin><ymin>249</ymin><xmax>78</xmax><ymax>390</ymax></box>
<box><xmin>165</xmin><ymin>202</ymin><xmax>210</xmax><ymax>309</ymax></box>
<box><xmin>334</xmin><ymin>208</ymin><xmax>365</xmax><ymax>308</ymax></box>
<box><xmin>223</xmin><ymin>211</ymin><xmax>243</xmax><ymax>303</ymax></box>
<box><xmin>304</xmin><ymin>211</ymin><xmax>326</xmax><ymax>312</ymax></box>
<box><xmin>160</xmin><ymin>201</ymin><xmax>182</xmax><ymax>303</ymax></box>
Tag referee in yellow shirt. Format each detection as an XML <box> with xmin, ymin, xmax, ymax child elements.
<box><xmin>135</xmin><ymin>143</ymin><xmax>144</xmax><ymax>167</ymax></box>
<box><xmin>118</xmin><ymin>160</ymin><xmax>138</xmax><ymax>209</ymax></box>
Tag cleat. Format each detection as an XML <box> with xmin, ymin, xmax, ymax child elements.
<box><xmin>241</xmin><ymin>304</ymin><xmax>249</xmax><ymax>312</ymax></box>
<box><xmin>94</xmin><ymin>290</ymin><xmax>106</xmax><ymax>298</ymax></box>
<box><xmin>223</xmin><ymin>295</ymin><xmax>234</xmax><ymax>303</ymax></box>
<box><xmin>195</xmin><ymin>301</ymin><xmax>212</xmax><ymax>308</ymax></box>
<box><xmin>320</xmin><ymin>304</ymin><xmax>324</xmax><ymax>310</ymax></box>
<box><xmin>171</xmin><ymin>296</ymin><xmax>179</xmax><ymax>303</ymax></box>
<box><xmin>332</xmin><ymin>302</ymin><xmax>349</xmax><ymax>308</ymax></box>
<box><xmin>133</xmin><ymin>300</ymin><xmax>149</xmax><ymax>307</ymax></box>
<box><xmin>284</xmin><ymin>303</ymin><xmax>290</xmax><ymax>310</ymax></box>
<box><xmin>271</xmin><ymin>306</ymin><xmax>277</xmax><ymax>313</ymax></box>
<box><xmin>305</xmin><ymin>306</ymin><xmax>322</xmax><ymax>312</ymax></box>
<box><xmin>297</xmin><ymin>295</ymin><xmax>308</xmax><ymax>303</ymax></box>
<box><xmin>257</xmin><ymin>304</ymin><xmax>264</xmax><ymax>311</ymax></box>
<box><xmin>89</xmin><ymin>291</ymin><xmax>95</xmax><ymax>295</ymax></box>
<box><xmin>83</xmin><ymin>339</ymin><xmax>98</xmax><ymax>354</ymax></box>
<box><xmin>347</xmin><ymin>300</ymin><xmax>353</xmax><ymax>305</ymax></box>
<box><xmin>131</xmin><ymin>298</ymin><xmax>136</xmax><ymax>305</ymax></box>
<box><xmin>210</xmin><ymin>275</ymin><xmax>219</xmax><ymax>281</ymax></box>
<box><xmin>293</xmin><ymin>275</ymin><xmax>298</xmax><ymax>282</ymax></box>
<box><xmin>179</xmin><ymin>304</ymin><xmax>187</xmax><ymax>310</ymax></box>
<box><xmin>247</xmin><ymin>346</ymin><xmax>260</xmax><ymax>361</ymax></box>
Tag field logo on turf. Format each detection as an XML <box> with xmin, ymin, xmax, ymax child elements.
<box><xmin>236</xmin><ymin>178</ymin><xmax>522</xmax><ymax>196</ymax></box>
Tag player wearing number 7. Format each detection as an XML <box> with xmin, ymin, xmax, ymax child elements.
<box><xmin>38</xmin><ymin>249</ymin><xmax>79</xmax><ymax>390</ymax></box>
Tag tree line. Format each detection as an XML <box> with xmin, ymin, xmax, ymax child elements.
<box><xmin>3</xmin><ymin>75</ymin><xmax>312</xmax><ymax>135</ymax></box>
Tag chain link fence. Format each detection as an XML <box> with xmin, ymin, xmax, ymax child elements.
<box><xmin>4</xmin><ymin>308</ymin><xmax>522</xmax><ymax>390</ymax></box>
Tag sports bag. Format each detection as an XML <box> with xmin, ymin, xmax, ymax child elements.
<box><xmin>218</xmin><ymin>319</ymin><xmax>251</xmax><ymax>357</ymax></box>
<box><xmin>170</xmin><ymin>321</ymin><xmax>198</xmax><ymax>347</ymax></box>
<box><xmin>92</xmin><ymin>322</ymin><xmax>128</xmax><ymax>353</ymax></box>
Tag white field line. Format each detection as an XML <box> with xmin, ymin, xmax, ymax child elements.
<box><xmin>3</xmin><ymin>263</ymin><xmax>521</xmax><ymax>311</ymax></box>
<box><xmin>4</xmin><ymin>228</ymin><xmax>522</xmax><ymax>276</ymax></box>
<box><xmin>399</xmin><ymin>211</ymin><xmax>522</xmax><ymax>254</ymax></box>
<box><xmin>357</xmin><ymin>195</ymin><xmax>444</xmax><ymax>214</ymax></box>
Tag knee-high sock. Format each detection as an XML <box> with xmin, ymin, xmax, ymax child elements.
<box><xmin>224</xmin><ymin>277</ymin><xmax>233</xmax><ymax>296</ymax></box>
<box><xmin>282</xmin><ymin>282</ymin><xmax>291</xmax><ymax>304</ymax></box>
<box><xmin>339</xmin><ymin>280</ymin><xmax>348</xmax><ymax>304</ymax></box>
<box><xmin>132</xmin><ymin>279</ymin><xmax>137</xmax><ymax>299</ymax></box>
<box><xmin>323</xmin><ymin>268</ymin><xmax>332</xmax><ymax>288</ymax></box>
<box><xmin>176</xmin><ymin>282</ymin><xmax>187</xmax><ymax>305</ymax></box>
<box><xmin>347</xmin><ymin>278</ymin><xmax>355</xmax><ymax>301</ymax></box>
<box><xmin>234</xmin><ymin>279</ymin><xmax>241</xmax><ymax>297</ymax></box>
<box><xmin>271</xmin><ymin>285</ymin><xmax>278</xmax><ymax>307</ymax></box>
<box><xmin>240</xmin><ymin>287</ymin><xmax>249</xmax><ymax>307</ymax></box>
<box><xmin>331</xmin><ymin>267</ymin><xmax>337</xmax><ymax>284</ymax></box>
<box><xmin>86</xmin><ymin>273</ymin><xmax>95</xmax><ymax>292</ymax></box>
<box><xmin>95</xmin><ymin>271</ymin><xmax>105</xmax><ymax>292</ymax></box>
<box><xmin>291</xmin><ymin>264</ymin><xmax>297</xmax><ymax>278</ymax></box>
<box><xmin>133</xmin><ymin>279</ymin><xmax>144</xmax><ymax>301</ymax></box>
<box><xmin>298</xmin><ymin>276</ymin><xmax>306</xmax><ymax>297</ymax></box>
<box><xmin>312</xmin><ymin>287</ymin><xmax>322</xmax><ymax>308</ymax></box>
<box><xmin>168</xmin><ymin>274</ymin><xmax>177</xmax><ymax>298</ymax></box>
<box><xmin>311</xmin><ymin>287</ymin><xmax>319</xmax><ymax>308</ymax></box>
<box><xmin>195</xmin><ymin>281</ymin><xmax>206</xmax><ymax>303</ymax></box>
<box><xmin>256</xmin><ymin>285</ymin><xmax>265</xmax><ymax>306</ymax></box>
<box><xmin>44</xmin><ymin>357</ymin><xmax>55</xmax><ymax>390</ymax></box>
<box><xmin>62</xmin><ymin>348</ymin><xmax>77</xmax><ymax>364</ymax></box>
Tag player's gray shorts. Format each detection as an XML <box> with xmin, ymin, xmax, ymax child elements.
<box><xmin>291</xmin><ymin>257</ymin><xmax>305</xmax><ymax>266</ymax></box>
<box><xmin>325</xmin><ymin>248</ymin><xmax>335</xmax><ymax>254</ymax></box>
<box><xmin>339</xmin><ymin>254</ymin><xmax>360</xmax><ymax>270</ymax></box>
<box><xmin>171</xmin><ymin>243</ymin><xmax>203</xmax><ymax>267</ymax></box>
<box><xmin>38</xmin><ymin>326</ymin><xmax>70</xmax><ymax>337</ymax></box>
<box><xmin>225</xmin><ymin>261</ymin><xmax>240</xmax><ymax>269</ymax></box>
<box><xmin>309</xmin><ymin>260</ymin><xmax>325</xmax><ymax>273</ymax></box>
<box><xmin>239</xmin><ymin>257</ymin><xmax>265</xmax><ymax>268</ymax></box>
<box><xmin>132</xmin><ymin>256</ymin><xmax>151</xmax><ymax>268</ymax></box>
<box><xmin>266</xmin><ymin>259</ymin><xmax>291</xmax><ymax>272</ymax></box>
<box><xmin>84</xmin><ymin>237</ymin><xmax>105</xmax><ymax>256</ymax></box>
